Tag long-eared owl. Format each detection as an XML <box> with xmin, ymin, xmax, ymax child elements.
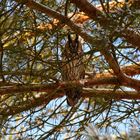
<box><xmin>62</xmin><ymin>34</ymin><xmax>85</xmax><ymax>106</ymax></box>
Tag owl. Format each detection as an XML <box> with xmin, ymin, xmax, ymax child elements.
<box><xmin>61</xmin><ymin>34</ymin><xmax>85</xmax><ymax>106</ymax></box>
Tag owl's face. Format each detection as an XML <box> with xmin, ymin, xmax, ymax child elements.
<box><xmin>64</xmin><ymin>34</ymin><xmax>83</xmax><ymax>57</ymax></box>
<box><xmin>68</xmin><ymin>40</ymin><xmax>79</xmax><ymax>54</ymax></box>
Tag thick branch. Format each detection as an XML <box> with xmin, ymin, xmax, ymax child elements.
<box><xmin>0</xmin><ymin>76</ymin><xmax>140</xmax><ymax>96</ymax></box>
<box><xmin>0</xmin><ymin>92</ymin><xmax>64</xmax><ymax>116</ymax></box>
<box><xmin>121</xmin><ymin>29</ymin><xmax>140</xmax><ymax>48</ymax></box>
<box><xmin>121</xmin><ymin>63</ymin><xmax>140</xmax><ymax>76</ymax></box>
<box><xmin>1</xmin><ymin>89</ymin><xmax>140</xmax><ymax>117</ymax></box>
<box><xmin>91</xmin><ymin>62</ymin><xmax>140</xmax><ymax>78</ymax></box>
<box><xmin>83</xmin><ymin>88</ymin><xmax>140</xmax><ymax>100</ymax></box>
<box><xmin>99</xmin><ymin>46</ymin><xmax>123</xmax><ymax>77</ymax></box>
<box><xmin>70</xmin><ymin>0</ymin><xmax>103</xmax><ymax>20</ymax></box>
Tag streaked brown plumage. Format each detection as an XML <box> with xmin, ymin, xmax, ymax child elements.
<box><xmin>61</xmin><ymin>34</ymin><xmax>85</xmax><ymax>106</ymax></box>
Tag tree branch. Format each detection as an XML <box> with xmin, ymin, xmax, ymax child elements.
<box><xmin>0</xmin><ymin>76</ymin><xmax>140</xmax><ymax>96</ymax></box>
<box><xmin>1</xmin><ymin>88</ymin><xmax>140</xmax><ymax>117</ymax></box>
